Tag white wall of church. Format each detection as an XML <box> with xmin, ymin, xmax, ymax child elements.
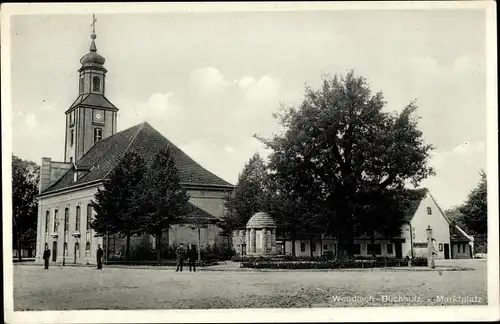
<box><xmin>36</xmin><ymin>186</ymin><xmax>231</xmax><ymax>264</ymax></box>
<box><xmin>187</xmin><ymin>189</ymin><xmax>229</xmax><ymax>219</ymax></box>
<box><xmin>36</xmin><ymin>185</ymin><xmax>103</xmax><ymax>265</ymax></box>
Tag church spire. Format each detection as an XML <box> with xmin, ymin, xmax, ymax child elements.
<box><xmin>80</xmin><ymin>14</ymin><xmax>105</xmax><ymax>66</ymax></box>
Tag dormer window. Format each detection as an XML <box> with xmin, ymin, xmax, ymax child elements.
<box><xmin>92</xmin><ymin>76</ymin><xmax>101</xmax><ymax>92</ymax></box>
<box><xmin>94</xmin><ymin>128</ymin><xmax>102</xmax><ymax>143</ymax></box>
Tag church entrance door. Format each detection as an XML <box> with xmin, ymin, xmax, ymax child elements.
<box><xmin>74</xmin><ymin>243</ymin><xmax>80</xmax><ymax>263</ymax></box>
<box><xmin>52</xmin><ymin>241</ymin><xmax>57</xmax><ymax>262</ymax></box>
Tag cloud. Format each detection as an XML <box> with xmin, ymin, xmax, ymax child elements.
<box><xmin>190</xmin><ymin>67</ymin><xmax>229</xmax><ymax>95</ymax></box>
<box><xmin>237</xmin><ymin>76</ymin><xmax>256</xmax><ymax>90</ymax></box>
<box><xmin>244</xmin><ymin>75</ymin><xmax>281</xmax><ymax>103</ymax></box>
<box><xmin>24</xmin><ymin>113</ymin><xmax>37</xmax><ymax>130</ymax></box>
<box><xmin>119</xmin><ymin>92</ymin><xmax>180</xmax><ymax>130</ymax></box>
<box><xmin>424</xmin><ymin>140</ymin><xmax>486</xmax><ymax>210</ymax></box>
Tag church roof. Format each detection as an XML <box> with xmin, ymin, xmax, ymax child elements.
<box><xmin>67</xmin><ymin>93</ymin><xmax>118</xmax><ymax>112</ymax></box>
<box><xmin>40</xmin><ymin>122</ymin><xmax>234</xmax><ymax>196</ymax></box>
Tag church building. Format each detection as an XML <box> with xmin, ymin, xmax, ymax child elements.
<box><xmin>35</xmin><ymin>24</ymin><xmax>234</xmax><ymax>265</ymax></box>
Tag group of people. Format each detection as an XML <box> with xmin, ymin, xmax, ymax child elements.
<box><xmin>42</xmin><ymin>242</ymin><xmax>197</xmax><ymax>272</ymax></box>
<box><xmin>175</xmin><ymin>243</ymin><xmax>197</xmax><ymax>272</ymax></box>
<box><xmin>42</xmin><ymin>243</ymin><xmax>103</xmax><ymax>270</ymax></box>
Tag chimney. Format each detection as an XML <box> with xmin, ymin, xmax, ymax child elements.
<box><xmin>39</xmin><ymin>157</ymin><xmax>52</xmax><ymax>193</ymax></box>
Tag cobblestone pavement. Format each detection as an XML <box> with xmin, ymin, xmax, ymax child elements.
<box><xmin>13</xmin><ymin>259</ymin><xmax>487</xmax><ymax>310</ymax></box>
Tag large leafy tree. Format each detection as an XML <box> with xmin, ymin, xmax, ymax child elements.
<box><xmin>12</xmin><ymin>155</ymin><xmax>39</xmax><ymax>261</ymax></box>
<box><xmin>90</xmin><ymin>151</ymin><xmax>147</xmax><ymax>260</ymax></box>
<box><xmin>457</xmin><ymin>171</ymin><xmax>487</xmax><ymax>252</ymax></box>
<box><xmin>136</xmin><ymin>147</ymin><xmax>190</xmax><ymax>262</ymax></box>
<box><xmin>258</xmin><ymin>71</ymin><xmax>435</xmax><ymax>257</ymax></box>
<box><xmin>222</xmin><ymin>153</ymin><xmax>269</xmax><ymax>235</ymax></box>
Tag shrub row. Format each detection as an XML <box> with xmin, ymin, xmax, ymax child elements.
<box><xmin>240</xmin><ymin>257</ymin><xmax>428</xmax><ymax>269</ymax></box>
<box><xmin>231</xmin><ymin>255</ymin><xmax>334</xmax><ymax>262</ymax></box>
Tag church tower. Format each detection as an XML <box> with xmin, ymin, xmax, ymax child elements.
<box><xmin>65</xmin><ymin>16</ymin><xmax>118</xmax><ymax>163</ymax></box>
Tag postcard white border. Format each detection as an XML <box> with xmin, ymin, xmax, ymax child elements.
<box><xmin>2</xmin><ymin>2</ymin><xmax>499</xmax><ymax>323</ymax></box>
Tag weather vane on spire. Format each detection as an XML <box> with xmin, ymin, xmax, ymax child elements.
<box><xmin>90</xmin><ymin>14</ymin><xmax>97</xmax><ymax>35</ymax></box>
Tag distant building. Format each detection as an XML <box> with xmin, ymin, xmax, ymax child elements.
<box><xmin>35</xmin><ymin>24</ymin><xmax>233</xmax><ymax>265</ymax></box>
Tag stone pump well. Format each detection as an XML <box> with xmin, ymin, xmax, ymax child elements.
<box><xmin>245</xmin><ymin>212</ymin><xmax>277</xmax><ymax>256</ymax></box>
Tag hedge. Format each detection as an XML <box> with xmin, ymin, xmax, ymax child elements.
<box><xmin>239</xmin><ymin>257</ymin><xmax>428</xmax><ymax>269</ymax></box>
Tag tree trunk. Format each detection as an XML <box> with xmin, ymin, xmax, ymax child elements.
<box><xmin>291</xmin><ymin>238</ymin><xmax>296</xmax><ymax>257</ymax></box>
<box><xmin>371</xmin><ymin>231</ymin><xmax>376</xmax><ymax>259</ymax></box>
<box><xmin>106</xmin><ymin>233</ymin><xmax>110</xmax><ymax>261</ymax></box>
<box><xmin>126</xmin><ymin>234</ymin><xmax>131</xmax><ymax>260</ymax></box>
<box><xmin>309</xmin><ymin>236</ymin><xmax>314</xmax><ymax>258</ymax></box>
<box><xmin>320</xmin><ymin>236</ymin><xmax>323</xmax><ymax>258</ymax></box>
<box><xmin>156</xmin><ymin>230</ymin><xmax>162</xmax><ymax>264</ymax></box>
<box><xmin>17</xmin><ymin>234</ymin><xmax>22</xmax><ymax>262</ymax></box>
<box><xmin>283</xmin><ymin>236</ymin><xmax>286</xmax><ymax>256</ymax></box>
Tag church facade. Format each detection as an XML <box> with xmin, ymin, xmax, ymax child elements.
<box><xmin>35</xmin><ymin>27</ymin><xmax>234</xmax><ymax>265</ymax></box>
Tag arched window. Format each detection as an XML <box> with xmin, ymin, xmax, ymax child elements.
<box><xmin>45</xmin><ymin>210</ymin><xmax>50</xmax><ymax>233</ymax></box>
<box><xmin>75</xmin><ymin>206</ymin><xmax>81</xmax><ymax>231</ymax></box>
<box><xmin>53</xmin><ymin>209</ymin><xmax>59</xmax><ymax>232</ymax></box>
<box><xmin>93</xmin><ymin>128</ymin><xmax>102</xmax><ymax>144</ymax></box>
<box><xmin>86</xmin><ymin>204</ymin><xmax>93</xmax><ymax>231</ymax></box>
<box><xmin>79</xmin><ymin>75</ymin><xmax>84</xmax><ymax>93</ymax></box>
<box><xmin>64</xmin><ymin>208</ymin><xmax>69</xmax><ymax>232</ymax></box>
<box><xmin>92</xmin><ymin>76</ymin><xmax>101</xmax><ymax>92</ymax></box>
<box><xmin>70</xmin><ymin>130</ymin><xmax>74</xmax><ymax>146</ymax></box>
<box><xmin>85</xmin><ymin>241</ymin><xmax>91</xmax><ymax>258</ymax></box>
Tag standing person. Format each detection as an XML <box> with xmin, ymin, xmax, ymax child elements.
<box><xmin>175</xmin><ymin>243</ymin><xmax>186</xmax><ymax>272</ymax></box>
<box><xmin>96</xmin><ymin>244</ymin><xmax>103</xmax><ymax>270</ymax></box>
<box><xmin>187</xmin><ymin>244</ymin><xmax>196</xmax><ymax>272</ymax></box>
<box><xmin>42</xmin><ymin>243</ymin><xmax>51</xmax><ymax>270</ymax></box>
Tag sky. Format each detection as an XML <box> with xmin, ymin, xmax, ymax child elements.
<box><xmin>9</xmin><ymin>9</ymin><xmax>489</xmax><ymax>210</ymax></box>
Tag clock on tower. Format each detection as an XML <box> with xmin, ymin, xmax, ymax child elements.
<box><xmin>93</xmin><ymin>109</ymin><xmax>104</xmax><ymax>124</ymax></box>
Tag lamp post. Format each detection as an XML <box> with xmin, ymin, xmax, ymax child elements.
<box><xmin>426</xmin><ymin>225</ymin><xmax>435</xmax><ymax>269</ymax></box>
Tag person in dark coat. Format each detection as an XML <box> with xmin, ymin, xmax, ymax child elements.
<box><xmin>42</xmin><ymin>244</ymin><xmax>51</xmax><ymax>270</ymax></box>
<box><xmin>96</xmin><ymin>244</ymin><xmax>103</xmax><ymax>270</ymax></box>
<box><xmin>187</xmin><ymin>244</ymin><xmax>197</xmax><ymax>272</ymax></box>
<box><xmin>175</xmin><ymin>243</ymin><xmax>186</xmax><ymax>272</ymax></box>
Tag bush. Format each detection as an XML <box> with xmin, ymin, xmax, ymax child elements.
<box><xmin>231</xmin><ymin>255</ymin><xmax>336</xmax><ymax>262</ymax></box>
<box><xmin>239</xmin><ymin>256</ymin><xmax>427</xmax><ymax>269</ymax></box>
<box><xmin>411</xmin><ymin>256</ymin><xmax>428</xmax><ymax>266</ymax></box>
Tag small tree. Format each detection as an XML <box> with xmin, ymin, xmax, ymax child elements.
<box><xmin>458</xmin><ymin>170</ymin><xmax>487</xmax><ymax>252</ymax></box>
<box><xmin>222</xmin><ymin>153</ymin><xmax>269</xmax><ymax>236</ymax></box>
<box><xmin>12</xmin><ymin>155</ymin><xmax>39</xmax><ymax>261</ymax></box>
<box><xmin>91</xmin><ymin>151</ymin><xmax>147</xmax><ymax>260</ymax></box>
<box><xmin>136</xmin><ymin>147</ymin><xmax>190</xmax><ymax>263</ymax></box>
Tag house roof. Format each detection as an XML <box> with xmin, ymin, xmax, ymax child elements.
<box><xmin>402</xmin><ymin>188</ymin><xmax>451</xmax><ymax>225</ymax></box>
<box><xmin>402</xmin><ymin>188</ymin><xmax>428</xmax><ymax>222</ymax></box>
<box><xmin>450</xmin><ymin>225</ymin><xmax>473</xmax><ymax>242</ymax></box>
<box><xmin>451</xmin><ymin>225</ymin><xmax>473</xmax><ymax>242</ymax></box>
<box><xmin>40</xmin><ymin>122</ymin><xmax>234</xmax><ymax>196</ymax></box>
<box><xmin>67</xmin><ymin>93</ymin><xmax>118</xmax><ymax>112</ymax></box>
